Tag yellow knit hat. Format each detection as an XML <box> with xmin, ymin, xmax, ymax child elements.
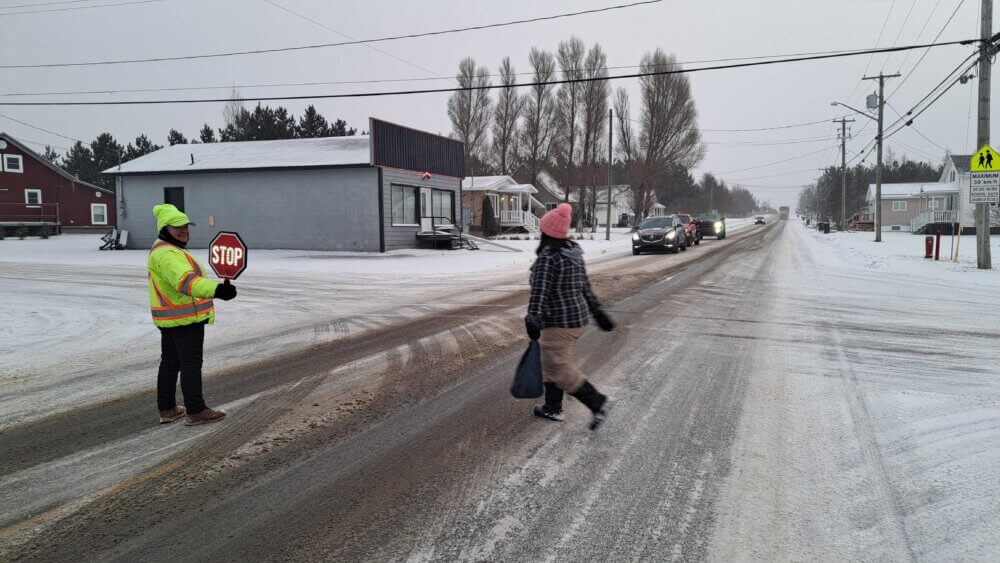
<box><xmin>152</xmin><ymin>204</ymin><xmax>195</xmax><ymax>231</ymax></box>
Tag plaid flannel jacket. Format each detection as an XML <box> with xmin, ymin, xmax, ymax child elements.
<box><xmin>527</xmin><ymin>242</ymin><xmax>601</xmax><ymax>328</ymax></box>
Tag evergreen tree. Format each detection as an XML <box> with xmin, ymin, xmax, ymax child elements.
<box><xmin>125</xmin><ymin>134</ymin><xmax>161</xmax><ymax>161</ymax></box>
<box><xmin>199</xmin><ymin>123</ymin><xmax>217</xmax><ymax>143</ymax></box>
<box><xmin>42</xmin><ymin>146</ymin><xmax>60</xmax><ymax>164</ymax></box>
<box><xmin>329</xmin><ymin>118</ymin><xmax>356</xmax><ymax>136</ymax></box>
<box><xmin>167</xmin><ymin>129</ymin><xmax>188</xmax><ymax>146</ymax></box>
<box><xmin>90</xmin><ymin>133</ymin><xmax>124</xmax><ymax>191</ymax></box>
<box><xmin>62</xmin><ymin>141</ymin><xmax>98</xmax><ymax>184</ymax></box>
<box><xmin>297</xmin><ymin>104</ymin><xmax>329</xmax><ymax>138</ymax></box>
<box><xmin>481</xmin><ymin>195</ymin><xmax>499</xmax><ymax>237</ymax></box>
<box><xmin>218</xmin><ymin>103</ymin><xmax>298</xmax><ymax>141</ymax></box>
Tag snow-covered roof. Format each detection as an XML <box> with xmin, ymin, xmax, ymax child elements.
<box><xmin>1</xmin><ymin>132</ymin><xmax>108</xmax><ymax>193</ymax></box>
<box><xmin>104</xmin><ymin>136</ymin><xmax>371</xmax><ymax>175</ymax></box>
<box><xmin>949</xmin><ymin>154</ymin><xmax>973</xmax><ymax>174</ymax></box>
<box><xmin>866</xmin><ymin>181</ymin><xmax>959</xmax><ymax>200</ymax></box>
<box><xmin>462</xmin><ymin>175</ymin><xmax>513</xmax><ymax>190</ymax></box>
<box><xmin>499</xmin><ymin>183</ymin><xmax>538</xmax><ymax>194</ymax></box>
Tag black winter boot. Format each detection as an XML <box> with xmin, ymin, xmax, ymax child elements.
<box><xmin>534</xmin><ymin>382</ymin><xmax>565</xmax><ymax>422</ymax></box>
<box><xmin>570</xmin><ymin>380</ymin><xmax>616</xmax><ymax>430</ymax></box>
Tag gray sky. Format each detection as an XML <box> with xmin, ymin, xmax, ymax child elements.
<box><xmin>0</xmin><ymin>0</ymin><xmax>994</xmax><ymax>210</ymax></box>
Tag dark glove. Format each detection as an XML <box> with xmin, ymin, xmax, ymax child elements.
<box><xmin>593</xmin><ymin>309</ymin><xmax>615</xmax><ymax>332</ymax></box>
<box><xmin>214</xmin><ymin>280</ymin><xmax>237</xmax><ymax>301</ymax></box>
<box><xmin>524</xmin><ymin>314</ymin><xmax>542</xmax><ymax>341</ymax></box>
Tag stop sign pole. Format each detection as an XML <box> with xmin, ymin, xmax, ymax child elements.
<box><xmin>209</xmin><ymin>231</ymin><xmax>248</xmax><ymax>281</ymax></box>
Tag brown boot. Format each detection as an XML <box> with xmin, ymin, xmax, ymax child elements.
<box><xmin>184</xmin><ymin>407</ymin><xmax>227</xmax><ymax>426</ymax></box>
<box><xmin>159</xmin><ymin>406</ymin><xmax>186</xmax><ymax>424</ymax></box>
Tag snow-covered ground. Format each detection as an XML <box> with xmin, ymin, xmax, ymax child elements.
<box><xmin>0</xmin><ymin>218</ymin><xmax>761</xmax><ymax>428</ymax></box>
<box><xmin>711</xmin><ymin>220</ymin><xmax>1000</xmax><ymax>559</ymax></box>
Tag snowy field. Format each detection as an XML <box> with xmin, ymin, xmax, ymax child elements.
<box><xmin>0</xmin><ymin>219</ymin><xmax>757</xmax><ymax>428</ymax></box>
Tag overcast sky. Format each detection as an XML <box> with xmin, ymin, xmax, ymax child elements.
<box><xmin>0</xmin><ymin>0</ymin><xmax>994</xmax><ymax>210</ymax></box>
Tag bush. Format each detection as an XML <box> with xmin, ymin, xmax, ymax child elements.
<box><xmin>40</xmin><ymin>226</ymin><xmax>54</xmax><ymax>239</ymax></box>
<box><xmin>15</xmin><ymin>227</ymin><xmax>29</xmax><ymax>240</ymax></box>
<box><xmin>0</xmin><ymin>228</ymin><xmax>5</xmax><ymax>240</ymax></box>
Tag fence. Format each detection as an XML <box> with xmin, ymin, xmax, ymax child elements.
<box><xmin>0</xmin><ymin>202</ymin><xmax>60</xmax><ymax>224</ymax></box>
<box><xmin>910</xmin><ymin>210</ymin><xmax>958</xmax><ymax>232</ymax></box>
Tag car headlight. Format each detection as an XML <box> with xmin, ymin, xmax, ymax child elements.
<box><xmin>713</xmin><ymin>221</ymin><xmax>722</xmax><ymax>232</ymax></box>
<box><xmin>666</xmin><ymin>231</ymin><xmax>676</xmax><ymax>239</ymax></box>
<box><xmin>632</xmin><ymin>232</ymin><xmax>640</xmax><ymax>241</ymax></box>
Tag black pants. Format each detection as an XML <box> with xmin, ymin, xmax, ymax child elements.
<box><xmin>157</xmin><ymin>321</ymin><xmax>207</xmax><ymax>414</ymax></box>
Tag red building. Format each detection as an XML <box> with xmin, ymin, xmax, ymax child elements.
<box><xmin>0</xmin><ymin>133</ymin><xmax>115</xmax><ymax>235</ymax></box>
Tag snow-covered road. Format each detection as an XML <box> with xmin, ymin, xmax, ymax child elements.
<box><xmin>5</xmin><ymin>218</ymin><xmax>997</xmax><ymax>560</ymax></box>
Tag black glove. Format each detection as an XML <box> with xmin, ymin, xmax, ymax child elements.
<box><xmin>214</xmin><ymin>280</ymin><xmax>237</xmax><ymax>301</ymax></box>
<box><xmin>524</xmin><ymin>314</ymin><xmax>542</xmax><ymax>341</ymax></box>
<box><xmin>593</xmin><ymin>309</ymin><xmax>615</xmax><ymax>332</ymax></box>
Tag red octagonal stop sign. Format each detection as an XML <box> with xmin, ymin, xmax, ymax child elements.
<box><xmin>209</xmin><ymin>231</ymin><xmax>248</xmax><ymax>280</ymax></box>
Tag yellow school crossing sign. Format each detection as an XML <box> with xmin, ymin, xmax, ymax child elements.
<box><xmin>970</xmin><ymin>145</ymin><xmax>1000</xmax><ymax>204</ymax></box>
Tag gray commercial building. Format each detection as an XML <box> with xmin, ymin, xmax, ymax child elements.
<box><xmin>105</xmin><ymin>118</ymin><xmax>464</xmax><ymax>252</ymax></box>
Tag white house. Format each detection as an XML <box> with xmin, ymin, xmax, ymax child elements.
<box><xmin>461</xmin><ymin>175</ymin><xmax>541</xmax><ymax>234</ymax></box>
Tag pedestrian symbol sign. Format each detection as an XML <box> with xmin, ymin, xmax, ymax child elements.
<box><xmin>970</xmin><ymin>145</ymin><xmax>998</xmax><ymax>172</ymax></box>
<box><xmin>970</xmin><ymin>145</ymin><xmax>1000</xmax><ymax>203</ymax></box>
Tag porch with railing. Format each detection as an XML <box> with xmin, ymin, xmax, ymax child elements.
<box><xmin>500</xmin><ymin>209</ymin><xmax>540</xmax><ymax>231</ymax></box>
<box><xmin>911</xmin><ymin>209</ymin><xmax>958</xmax><ymax>233</ymax></box>
<box><xmin>0</xmin><ymin>202</ymin><xmax>60</xmax><ymax>225</ymax></box>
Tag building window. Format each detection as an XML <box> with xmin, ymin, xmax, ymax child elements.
<box><xmin>391</xmin><ymin>184</ymin><xmax>418</xmax><ymax>225</ymax></box>
<box><xmin>928</xmin><ymin>199</ymin><xmax>939</xmax><ymax>210</ymax></box>
<box><xmin>164</xmin><ymin>186</ymin><xmax>184</xmax><ymax>211</ymax></box>
<box><xmin>25</xmin><ymin>188</ymin><xmax>41</xmax><ymax>206</ymax></box>
<box><xmin>4</xmin><ymin>154</ymin><xmax>23</xmax><ymax>173</ymax></box>
<box><xmin>545</xmin><ymin>202</ymin><xmax>558</xmax><ymax>211</ymax></box>
<box><xmin>951</xmin><ymin>171</ymin><xmax>956</xmax><ymax>182</ymax></box>
<box><xmin>488</xmin><ymin>194</ymin><xmax>500</xmax><ymax>217</ymax></box>
<box><xmin>431</xmin><ymin>189</ymin><xmax>454</xmax><ymax>222</ymax></box>
<box><xmin>892</xmin><ymin>201</ymin><xmax>907</xmax><ymax>212</ymax></box>
<box><xmin>91</xmin><ymin>203</ymin><xmax>108</xmax><ymax>225</ymax></box>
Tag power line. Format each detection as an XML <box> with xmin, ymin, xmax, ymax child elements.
<box><xmin>701</xmin><ymin>118</ymin><xmax>832</xmax><ymax>132</ymax></box>
<box><xmin>884</xmin><ymin>52</ymin><xmax>980</xmax><ymax>138</ymax></box>
<box><xmin>881</xmin><ymin>0</ymin><xmax>917</xmax><ymax>73</ymax></box>
<box><xmin>0</xmin><ymin>45</ymin><xmax>959</xmax><ymax>98</ymax></box>
<box><xmin>262</xmin><ymin>0</ymin><xmax>451</xmax><ymax>83</ymax></box>
<box><xmin>714</xmin><ymin>147</ymin><xmax>832</xmax><ymax>175</ymax></box>
<box><xmin>884</xmin><ymin>49</ymin><xmax>978</xmax><ymax>132</ymax></box>
<box><xmin>0</xmin><ymin>0</ymin><xmax>109</xmax><ymax>8</ymax></box>
<box><xmin>886</xmin><ymin>100</ymin><xmax>948</xmax><ymax>151</ymax></box>
<box><xmin>845</xmin><ymin>0</ymin><xmax>898</xmax><ymax>103</ymax></box>
<box><xmin>0</xmin><ymin>38</ymin><xmax>979</xmax><ymax>107</ymax></box>
<box><xmin>0</xmin><ymin>112</ymin><xmax>82</xmax><ymax>142</ymax></box>
<box><xmin>0</xmin><ymin>0</ymin><xmax>662</xmax><ymax>68</ymax></box>
<box><xmin>727</xmin><ymin>167</ymin><xmax>821</xmax><ymax>181</ymax></box>
<box><xmin>705</xmin><ymin>136</ymin><xmax>831</xmax><ymax>147</ymax></box>
<box><xmin>887</xmin><ymin>0</ymin><xmax>966</xmax><ymax>100</ymax></box>
<box><xmin>893</xmin><ymin>0</ymin><xmax>944</xmax><ymax>73</ymax></box>
<box><xmin>0</xmin><ymin>0</ymin><xmax>162</xmax><ymax>15</ymax></box>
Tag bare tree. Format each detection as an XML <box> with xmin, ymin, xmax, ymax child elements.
<box><xmin>447</xmin><ymin>57</ymin><xmax>493</xmax><ymax>172</ymax></box>
<box><xmin>579</xmin><ymin>44</ymin><xmax>610</xmax><ymax>230</ymax></box>
<box><xmin>223</xmin><ymin>87</ymin><xmax>245</xmax><ymax>131</ymax></box>
<box><xmin>491</xmin><ymin>57</ymin><xmax>524</xmax><ymax>175</ymax></box>
<box><xmin>518</xmin><ymin>47</ymin><xmax>557</xmax><ymax>187</ymax></box>
<box><xmin>616</xmin><ymin>49</ymin><xmax>704</xmax><ymax>222</ymax></box>
<box><xmin>553</xmin><ymin>37</ymin><xmax>586</xmax><ymax>204</ymax></box>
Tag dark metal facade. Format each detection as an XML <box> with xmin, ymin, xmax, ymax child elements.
<box><xmin>370</xmin><ymin>118</ymin><xmax>464</xmax><ymax>178</ymax></box>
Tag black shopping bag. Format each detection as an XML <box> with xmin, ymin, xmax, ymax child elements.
<box><xmin>510</xmin><ymin>340</ymin><xmax>543</xmax><ymax>398</ymax></box>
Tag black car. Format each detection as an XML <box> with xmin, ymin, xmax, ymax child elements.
<box><xmin>694</xmin><ymin>212</ymin><xmax>726</xmax><ymax>239</ymax></box>
<box><xmin>632</xmin><ymin>216</ymin><xmax>687</xmax><ymax>255</ymax></box>
<box><xmin>754</xmin><ymin>216</ymin><xmax>766</xmax><ymax>225</ymax></box>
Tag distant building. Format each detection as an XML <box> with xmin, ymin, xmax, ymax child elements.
<box><xmin>461</xmin><ymin>175</ymin><xmax>540</xmax><ymax>234</ymax></box>
<box><xmin>0</xmin><ymin>132</ymin><xmax>115</xmax><ymax>235</ymax></box>
<box><xmin>104</xmin><ymin>119</ymin><xmax>464</xmax><ymax>251</ymax></box>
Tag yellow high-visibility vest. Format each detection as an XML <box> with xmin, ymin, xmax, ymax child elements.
<box><xmin>147</xmin><ymin>239</ymin><xmax>218</xmax><ymax>328</ymax></box>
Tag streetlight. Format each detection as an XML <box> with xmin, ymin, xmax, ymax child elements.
<box><xmin>832</xmin><ymin>101</ymin><xmax>883</xmax><ymax>240</ymax></box>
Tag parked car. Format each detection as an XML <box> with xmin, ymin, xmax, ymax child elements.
<box><xmin>754</xmin><ymin>216</ymin><xmax>766</xmax><ymax>225</ymax></box>
<box><xmin>694</xmin><ymin>212</ymin><xmax>726</xmax><ymax>239</ymax></box>
<box><xmin>672</xmin><ymin>213</ymin><xmax>700</xmax><ymax>247</ymax></box>
<box><xmin>632</xmin><ymin>215</ymin><xmax>687</xmax><ymax>255</ymax></box>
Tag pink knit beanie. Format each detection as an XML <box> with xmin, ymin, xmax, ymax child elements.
<box><xmin>539</xmin><ymin>203</ymin><xmax>572</xmax><ymax>239</ymax></box>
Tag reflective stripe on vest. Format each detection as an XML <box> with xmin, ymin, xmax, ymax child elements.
<box><xmin>151</xmin><ymin>299</ymin><xmax>215</xmax><ymax>320</ymax></box>
<box><xmin>149</xmin><ymin>274</ymin><xmax>170</xmax><ymax>307</ymax></box>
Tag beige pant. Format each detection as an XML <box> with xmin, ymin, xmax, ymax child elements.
<box><xmin>539</xmin><ymin>327</ymin><xmax>586</xmax><ymax>393</ymax></box>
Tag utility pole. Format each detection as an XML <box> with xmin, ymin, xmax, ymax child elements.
<box><xmin>606</xmin><ymin>109</ymin><xmax>613</xmax><ymax>241</ymax></box>
<box><xmin>863</xmin><ymin>72</ymin><xmax>900</xmax><ymax>242</ymax></box>
<box><xmin>834</xmin><ymin>118</ymin><xmax>855</xmax><ymax>231</ymax></box>
<box><xmin>976</xmin><ymin>0</ymin><xmax>993</xmax><ymax>268</ymax></box>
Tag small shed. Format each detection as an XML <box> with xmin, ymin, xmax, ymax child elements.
<box><xmin>105</xmin><ymin>118</ymin><xmax>464</xmax><ymax>251</ymax></box>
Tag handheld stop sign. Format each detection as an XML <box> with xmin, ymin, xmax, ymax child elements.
<box><xmin>209</xmin><ymin>231</ymin><xmax>248</xmax><ymax>280</ymax></box>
